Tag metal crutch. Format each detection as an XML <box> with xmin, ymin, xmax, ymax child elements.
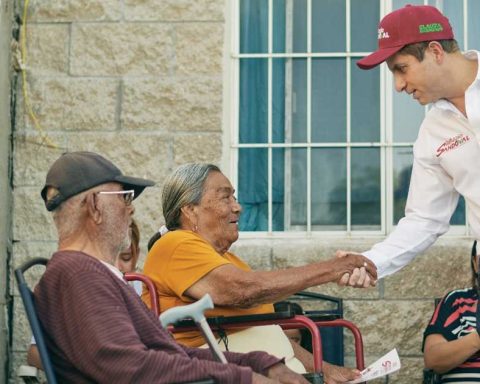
<box><xmin>159</xmin><ymin>293</ymin><xmax>228</xmax><ymax>364</ymax></box>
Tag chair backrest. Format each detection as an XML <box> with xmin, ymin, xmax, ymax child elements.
<box><xmin>14</xmin><ymin>257</ymin><xmax>57</xmax><ymax>384</ymax></box>
<box><xmin>288</xmin><ymin>291</ymin><xmax>344</xmax><ymax>366</ymax></box>
<box><xmin>124</xmin><ymin>272</ymin><xmax>160</xmax><ymax>316</ymax></box>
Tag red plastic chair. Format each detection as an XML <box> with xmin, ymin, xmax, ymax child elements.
<box><xmin>124</xmin><ymin>272</ymin><xmax>160</xmax><ymax>317</ymax></box>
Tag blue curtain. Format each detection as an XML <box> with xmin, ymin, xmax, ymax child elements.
<box><xmin>238</xmin><ymin>0</ymin><xmax>285</xmax><ymax>231</ymax></box>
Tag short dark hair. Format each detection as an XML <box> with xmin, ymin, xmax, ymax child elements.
<box><xmin>471</xmin><ymin>240</ymin><xmax>478</xmax><ymax>289</ymax></box>
<box><xmin>398</xmin><ymin>39</ymin><xmax>459</xmax><ymax>62</ymax></box>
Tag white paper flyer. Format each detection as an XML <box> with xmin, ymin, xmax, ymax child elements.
<box><xmin>346</xmin><ymin>348</ymin><xmax>401</xmax><ymax>383</ymax></box>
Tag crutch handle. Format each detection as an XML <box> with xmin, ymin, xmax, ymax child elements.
<box><xmin>159</xmin><ymin>294</ymin><xmax>228</xmax><ymax>364</ymax></box>
<box><xmin>159</xmin><ymin>294</ymin><xmax>214</xmax><ymax>327</ymax></box>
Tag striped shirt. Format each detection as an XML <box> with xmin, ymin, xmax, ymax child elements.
<box><xmin>34</xmin><ymin>250</ymin><xmax>281</xmax><ymax>383</ymax></box>
<box><xmin>423</xmin><ymin>287</ymin><xmax>480</xmax><ymax>383</ymax></box>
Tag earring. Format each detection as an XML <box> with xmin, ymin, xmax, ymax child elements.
<box><xmin>194</xmin><ymin>224</ymin><xmax>198</xmax><ymax>232</ymax></box>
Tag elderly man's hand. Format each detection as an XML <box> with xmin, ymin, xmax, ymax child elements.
<box><xmin>334</xmin><ymin>250</ymin><xmax>377</xmax><ymax>288</ymax></box>
<box><xmin>264</xmin><ymin>363</ymin><xmax>310</xmax><ymax>383</ymax></box>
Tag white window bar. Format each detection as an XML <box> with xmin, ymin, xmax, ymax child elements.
<box><xmin>306</xmin><ymin>0</ymin><xmax>312</xmax><ymax>234</ymax></box>
<box><xmin>346</xmin><ymin>0</ymin><xmax>352</xmax><ymax>234</ymax></box>
<box><xmin>268</xmin><ymin>0</ymin><xmax>273</xmax><ymax>234</ymax></box>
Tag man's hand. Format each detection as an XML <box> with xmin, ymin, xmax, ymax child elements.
<box><xmin>336</xmin><ymin>250</ymin><xmax>377</xmax><ymax>288</ymax></box>
<box><xmin>265</xmin><ymin>363</ymin><xmax>310</xmax><ymax>383</ymax></box>
<box><xmin>323</xmin><ymin>362</ymin><xmax>361</xmax><ymax>384</ymax></box>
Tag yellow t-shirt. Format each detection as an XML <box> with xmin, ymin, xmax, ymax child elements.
<box><xmin>142</xmin><ymin>230</ymin><xmax>274</xmax><ymax>347</ymax></box>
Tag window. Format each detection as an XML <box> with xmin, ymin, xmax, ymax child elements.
<box><xmin>231</xmin><ymin>0</ymin><xmax>479</xmax><ymax>235</ymax></box>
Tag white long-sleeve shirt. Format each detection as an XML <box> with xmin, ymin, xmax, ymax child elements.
<box><xmin>365</xmin><ymin>50</ymin><xmax>480</xmax><ymax>278</ymax></box>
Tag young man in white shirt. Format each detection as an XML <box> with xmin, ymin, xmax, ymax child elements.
<box><xmin>338</xmin><ymin>4</ymin><xmax>480</xmax><ymax>287</ymax></box>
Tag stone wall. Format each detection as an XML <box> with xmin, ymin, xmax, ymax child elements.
<box><xmin>10</xmin><ymin>0</ymin><xmax>225</xmax><ymax>382</ymax></box>
<box><xmin>0</xmin><ymin>0</ymin><xmax>13</xmax><ymax>382</ymax></box>
<box><xmin>7</xmin><ymin>0</ymin><xmax>473</xmax><ymax>383</ymax></box>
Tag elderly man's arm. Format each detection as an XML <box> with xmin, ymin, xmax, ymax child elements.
<box><xmin>43</xmin><ymin>270</ymin><xmax>271</xmax><ymax>384</ymax></box>
<box><xmin>184</xmin><ymin>254</ymin><xmax>376</xmax><ymax>307</ymax></box>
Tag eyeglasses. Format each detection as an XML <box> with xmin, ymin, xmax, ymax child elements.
<box><xmin>97</xmin><ymin>190</ymin><xmax>135</xmax><ymax>206</ymax></box>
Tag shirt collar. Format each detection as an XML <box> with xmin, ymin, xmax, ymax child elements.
<box><xmin>100</xmin><ymin>260</ymin><xmax>127</xmax><ymax>284</ymax></box>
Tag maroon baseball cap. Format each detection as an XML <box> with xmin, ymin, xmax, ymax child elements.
<box><xmin>357</xmin><ymin>4</ymin><xmax>454</xmax><ymax>70</ymax></box>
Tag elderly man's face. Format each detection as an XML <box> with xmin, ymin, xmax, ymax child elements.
<box><xmin>96</xmin><ymin>183</ymin><xmax>134</xmax><ymax>256</ymax></box>
<box><xmin>195</xmin><ymin>171</ymin><xmax>241</xmax><ymax>254</ymax></box>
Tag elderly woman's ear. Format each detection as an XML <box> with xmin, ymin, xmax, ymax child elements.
<box><xmin>180</xmin><ymin>204</ymin><xmax>198</xmax><ymax>230</ymax></box>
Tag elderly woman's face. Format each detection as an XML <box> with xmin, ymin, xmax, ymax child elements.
<box><xmin>195</xmin><ymin>171</ymin><xmax>242</xmax><ymax>253</ymax></box>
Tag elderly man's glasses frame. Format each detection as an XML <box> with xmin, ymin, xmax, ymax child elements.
<box><xmin>97</xmin><ymin>190</ymin><xmax>135</xmax><ymax>205</ymax></box>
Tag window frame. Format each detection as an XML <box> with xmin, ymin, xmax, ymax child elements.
<box><xmin>225</xmin><ymin>0</ymin><xmax>471</xmax><ymax>239</ymax></box>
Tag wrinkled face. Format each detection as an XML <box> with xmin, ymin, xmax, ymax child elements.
<box><xmin>194</xmin><ymin>172</ymin><xmax>242</xmax><ymax>254</ymax></box>
<box><xmin>97</xmin><ymin>183</ymin><xmax>134</xmax><ymax>256</ymax></box>
<box><xmin>387</xmin><ymin>49</ymin><xmax>444</xmax><ymax>105</ymax></box>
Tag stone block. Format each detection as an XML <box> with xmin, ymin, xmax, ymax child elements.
<box><xmin>26</xmin><ymin>0</ymin><xmax>121</xmax><ymax>22</ymax></box>
<box><xmin>71</xmin><ymin>23</ymin><xmax>174</xmax><ymax>76</ymax></box>
<box><xmin>384</xmin><ymin>240</ymin><xmax>472</xmax><ymax>299</ymax></box>
<box><xmin>173</xmin><ymin>134</ymin><xmax>222</xmax><ymax>164</ymax></box>
<box><xmin>13</xmin><ymin>133</ymin><xmax>68</xmax><ymax>187</ymax></box>
<box><xmin>122</xmin><ymin>77</ymin><xmax>222</xmax><ymax>132</ymax></box>
<box><xmin>230</xmin><ymin>240</ymin><xmax>273</xmax><ymax>270</ymax></box>
<box><xmin>11</xmin><ymin>298</ymin><xmax>32</xmax><ymax>353</ymax></box>
<box><xmin>24</xmin><ymin>77</ymin><xmax>118</xmax><ymax>131</ymax></box>
<box><xmin>10</xmin><ymin>241</ymin><xmax>57</xmax><ymax>296</ymax></box>
<box><xmin>175</xmin><ymin>23</ymin><xmax>224</xmax><ymax>75</ymax></box>
<box><xmin>65</xmin><ymin>132</ymin><xmax>172</xmax><ymax>184</ymax></box>
<box><xmin>124</xmin><ymin>0</ymin><xmax>225</xmax><ymax>21</ymax></box>
<box><xmin>272</xmin><ymin>239</ymin><xmax>380</xmax><ymax>299</ymax></box>
<box><xmin>130</xmin><ymin>185</ymin><xmax>163</xmax><ymax>253</ymax></box>
<box><xmin>25</xmin><ymin>24</ymin><xmax>68</xmax><ymax>75</ymax></box>
<box><xmin>344</xmin><ymin>300</ymin><xmax>431</xmax><ymax>357</ymax></box>
<box><xmin>13</xmin><ymin>187</ymin><xmax>57</xmax><ymax>242</ymax></box>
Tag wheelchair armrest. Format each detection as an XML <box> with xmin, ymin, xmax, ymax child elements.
<box><xmin>173</xmin><ymin>310</ymin><xmax>296</xmax><ymax>328</ymax></box>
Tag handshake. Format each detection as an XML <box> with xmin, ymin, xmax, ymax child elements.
<box><xmin>334</xmin><ymin>250</ymin><xmax>378</xmax><ymax>288</ymax></box>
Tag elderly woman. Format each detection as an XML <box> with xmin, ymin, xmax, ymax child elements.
<box><xmin>143</xmin><ymin>164</ymin><xmax>376</xmax><ymax>383</ymax></box>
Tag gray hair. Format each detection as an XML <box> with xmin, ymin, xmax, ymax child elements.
<box><xmin>162</xmin><ymin>163</ymin><xmax>220</xmax><ymax>230</ymax></box>
<box><xmin>50</xmin><ymin>190</ymin><xmax>87</xmax><ymax>240</ymax></box>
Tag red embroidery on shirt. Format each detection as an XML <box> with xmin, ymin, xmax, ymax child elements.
<box><xmin>436</xmin><ymin>134</ymin><xmax>470</xmax><ymax>157</ymax></box>
<box><xmin>452</xmin><ymin>297</ymin><xmax>477</xmax><ymax>306</ymax></box>
<box><xmin>444</xmin><ymin>303</ymin><xmax>476</xmax><ymax>327</ymax></box>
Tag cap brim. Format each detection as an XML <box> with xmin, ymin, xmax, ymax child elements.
<box><xmin>115</xmin><ymin>175</ymin><xmax>155</xmax><ymax>199</ymax></box>
<box><xmin>357</xmin><ymin>46</ymin><xmax>403</xmax><ymax>70</ymax></box>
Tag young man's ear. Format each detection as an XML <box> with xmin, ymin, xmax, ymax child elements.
<box><xmin>85</xmin><ymin>192</ymin><xmax>102</xmax><ymax>224</ymax></box>
<box><xmin>428</xmin><ymin>41</ymin><xmax>445</xmax><ymax>63</ymax></box>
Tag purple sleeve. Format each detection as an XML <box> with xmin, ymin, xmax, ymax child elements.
<box><xmin>183</xmin><ymin>344</ymin><xmax>283</xmax><ymax>375</ymax></box>
<box><xmin>58</xmin><ymin>271</ymin><xmax>258</xmax><ymax>383</ymax></box>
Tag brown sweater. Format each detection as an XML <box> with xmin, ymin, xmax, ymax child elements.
<box><xmin>34</xmin><ymin>251</ymin><xmax>281</xmax><ymax>383</ymax></box>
